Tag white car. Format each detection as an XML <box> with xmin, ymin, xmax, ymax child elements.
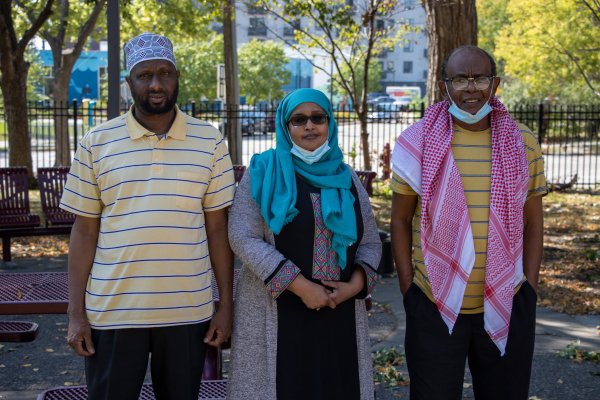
<box><xmin>392</xmin><ymin>96</ymin><xmax>412</xmax><ymax>110</ymax></box>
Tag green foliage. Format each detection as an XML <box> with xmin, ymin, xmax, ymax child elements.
<box><xmin>494</xmin><ymin>0</ymin><xmax>600</xmax><ymax>102</ymax></box>
<box><xmin>477</xmin><ymin>0</ymin><xmax>508</xmax><ymax>76</ymax></box>
<box><xmin>332</xmin><ymin>59</ymin><xmax>382</xmax><ymax>97</ymax></box>
<box><xmin>14</xmin><ymin>0</ymin><xmax>106</xmax><ymax>46</ymax></box>
<box><xmin>175</xmin><ymin>34</ymin><xmax>224</xmax><ymax>102</ymax></box>
<box><xmin>120</xmin><ymin>0</ymin><xmax>217</xmax><ymax>43</ymax></box>
<box><xmin>559</xmin><ymin>341</ymin><xmax>600</xmax><ymax>363</ymax></box>
<box><xmin>372</xmin><ymin>347</ymin><xmax>407</xmax><ymax>387</ymax></box>
<box><xmin>238</xmin><ymin>39</ymin><xmax>290</xmax><ymax>103</ymax></box>
<box><xmin>374</xmin><ymin>180</ymin><xmax>393</xmax><ymax>200</ymax></box>
<box><xmin>26</xmin><ymin>46</ymin><xmax>50</xmax><ymax>102</ymax></box>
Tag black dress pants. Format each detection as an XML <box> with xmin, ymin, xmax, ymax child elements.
<box><xmin>85</xmin><ymin>321</ymin><xmax>210</xmax><ymax>400</ymax></box>
<box><xmin>403</xmin><ymin>283</ymin><xmax>537</xmax><ymax>400</ymax></box>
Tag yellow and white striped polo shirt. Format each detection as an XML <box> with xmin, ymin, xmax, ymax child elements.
<box><xmin>391</xmin><ymin>123</ymin><xmax>547</xmax><ymax>313</ymax></box>
<box><xmin>60</xmin><ymin>106</ymin><xmax>235</xmax><ymax>329</ymax></box>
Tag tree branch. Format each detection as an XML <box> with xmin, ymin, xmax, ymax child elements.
<box><xmin>71</xmin><ymin>0</ymin><xmax>105</xmax><ymax>58</ymax></box>
<box><xmin>580</xmin><ymin>0</ymin><xmax>600</xmax><ymax>25</ymax></box>
<box><xmin>16</xmin><ymin>0</ymin><xmax>55</xmax><ymax>56</ymax></box>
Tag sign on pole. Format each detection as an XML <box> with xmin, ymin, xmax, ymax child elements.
<box><xmin>217</xmin><ymin>64</ymin><xmax>226</xmax><ymax>101</ymax></box>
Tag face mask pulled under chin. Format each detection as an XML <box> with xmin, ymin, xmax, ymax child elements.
<box><xmin>290</xmin><ymin>139</ymin><xmax>331</xmax><ymax>165</ymax></box>
<box><xmin>446</xmin><ymin>83</ymin><xmax>493</xmax><ymax>125</ymax></box>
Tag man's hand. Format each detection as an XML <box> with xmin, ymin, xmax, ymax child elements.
<box><xmin>67</xmin><ymin>313</ymin><xmax>95</xmax><ymax>357</ymax></box>
<box><xmin>204</xmin><ymin>306</ymin><xmax>232</xmax><ymax>347</ymax></box>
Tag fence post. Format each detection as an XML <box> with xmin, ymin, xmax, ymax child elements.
<box><xmin>420</xmin><ymin>102</ymin><xmax>425</xmax><ymax>118</ymax></box>
<box><xmin>537</xmin><ymin>103</ymin><xmax>544</xmax><ymax>144</ymax></box>
<box><xmin>72</xmin><ymin>100</ymin><xmax>78</xmax><ymax>149</ymax></box>
<box><xmin>191</xmin><ymin>101</ymin><xmax>196</xmax><ymax>118</ymax></box>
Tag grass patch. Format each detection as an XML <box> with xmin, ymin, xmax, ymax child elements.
<box><xmin>558</xmin><ymin>341</ymin><xmax>600</xmax><ymax>363</ymax></box>
<box><xmin>372</xmin><ymin>347</ymin><xmax>408</xmax><ymax>387</ymax></box>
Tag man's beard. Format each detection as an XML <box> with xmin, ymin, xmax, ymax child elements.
<box><xmin>134</xmin><ymin>83</ymin><xmax>179</xmax><ymax>115</ymax></box>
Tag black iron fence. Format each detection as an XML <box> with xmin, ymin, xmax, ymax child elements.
<box><xmin>0</xmin><ymin>101</ymin><xmax>598</xmax><ymax>189</ymax></box>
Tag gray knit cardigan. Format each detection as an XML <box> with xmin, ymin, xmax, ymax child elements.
<box><xmin>226</xmin><ymin>168</ymin><xmax>382</xmax><ymax>400</ymax></box>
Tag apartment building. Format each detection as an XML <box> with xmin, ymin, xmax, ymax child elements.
<box><xmin>226</xmin><ymin>0</ymin><xmax>428</xmax><ymax>98</ymax></box>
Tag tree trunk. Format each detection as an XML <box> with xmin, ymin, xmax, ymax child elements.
<box><xmin>423</xmin><ymin>0</ymin><xmax>478</xmax><ymax>105</ymax></box>
<box><xmin>0</xmin><ymin>62</ymin><xmax>34</xmax><ymax>183</ymax></box>
<box><xmin>358</xmin><ymin>111</ymin><xmax>372</xmax><ymax>171</ymax></box>
<box><xmin>51</xmin><ymin>59</ymin><xmax>75</xmax><ymax>166</ymax></box>
<box><xmin>223</xmin><ymin>0</ymin><xmax>241</xmax><ymax>164</ymax></box>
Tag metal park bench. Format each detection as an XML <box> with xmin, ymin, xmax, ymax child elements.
<box><xmin>0</xmin><ymin>167</ymin><xmax>72</xmax><ymax>262</ymax></box>
<box><xmin>0</xmin><ymin>321</ymin><xmax>39</xmax><ymax>342</ymax></box>
<box><xmin>37</xmin><ymin>379</ymin><xmax>228</xmax><ymax>400</ymax></box>
<box><xmin>355</xmin><ymin>170</ymin><xmax>377</xmax><ymax>196</ymax></box>
<box><xmin>0</xmin><ymin>166</ymin><xmax>42</xmax><ymax>237</ymax></box>
<box><xmin>233</xmin><ymin>165</ymin><xmax>246</xmax><ymax>184</ymax></box>
<box><xmin>38</xmin><ymin>167</ymin><xmax>75</xmax><ymax>226</ymax></box>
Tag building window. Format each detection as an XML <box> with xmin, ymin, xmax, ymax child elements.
<box><xmin>403</xmin><ymin>41</ymin><xmax>413</xmax><ymax>52</ymax></box>
<box><xmin>423</xmin><ymin>70</ymin><xmax>428</xmax><ymax>79</ymax></box>
<box><xmin>248</xmin><ymin>18</ymin><xmax>267</xmax><ymax>36</ymax></box>
<box><xmin>403</xmin><ymin>61</ymin><xmax>413</xmax><ymax>74</ymax></box>
<box><xmin>376</xmin><ymin>19</ymin><xmax>385</xmax><ymax>31</ymax></box>
<box><xmin>387</xmin><ymin>61</ymin><xmax>395</xmax><ymax>71</ymax></box>
<box><xmin>246</xmin><ymin>4</ymin><xmax>266</xmax><ymax>15</ymax></box>
<box><xmin>284</xmin><ymin>19</ymin><xmax>300</xmax><ymax>37</ymax></box>
<box><xmin>423</xmin><ymin>48</ymin><xmax>428</xmax><ymax>58</ymax></box>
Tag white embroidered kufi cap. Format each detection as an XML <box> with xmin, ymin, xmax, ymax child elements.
<box><xmin>124</xmin><ymin>32</ymin><xmax>176</xmax><ymax>73</ymax></box>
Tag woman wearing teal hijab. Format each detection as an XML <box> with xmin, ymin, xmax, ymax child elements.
<box><xmin>227</xmin><ymin>89</ymin><xmax>381</xmax><ymax>400</ymax></box>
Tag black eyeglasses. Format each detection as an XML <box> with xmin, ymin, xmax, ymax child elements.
<box><xmin>288</xmin><ymin>114</ymin><xmax>328</xmax><ymax>127</ymax></box>
<box><xmin>445</xmin><ymin>76</ymin><xmax>494</xmax><ymax>91</ymax></box>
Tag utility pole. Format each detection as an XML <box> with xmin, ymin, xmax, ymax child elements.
<box><xmin>223</xmin><ymin>0</ymin><xmax>241</xmax><ymax>164</ymax></box>
<box><xmin>107</xmin><ymin>0</ymin><xmax>120</xmax><ymax>119</ymax></box>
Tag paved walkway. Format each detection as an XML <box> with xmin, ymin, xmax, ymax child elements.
<box><xmin>0</xmin><ymin>257</ymin><xmax>599</xmax><ymax>399</ymax></box>
<box><xmin>371</xmin><ymin>276</ymin><xmax>600</xmax><ymax>399</ymax></box>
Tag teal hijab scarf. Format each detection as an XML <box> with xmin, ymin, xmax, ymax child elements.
<box><xmin>249</xmin><ymin>88</ymin><xmax>357</xmax><ymax>269</ymax></box>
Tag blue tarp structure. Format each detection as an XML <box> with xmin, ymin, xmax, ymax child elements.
<box><xmin>38</xmin><ymin>50</ymin><xmax>108</xmax><ymax>102</ymax></box>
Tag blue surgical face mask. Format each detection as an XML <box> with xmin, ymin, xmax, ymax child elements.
<box><xmin>290</xmin><ymin>138</ymin><xmax>330</xmax><ymax>165</ymax></box>
<box><xmin>446</xmin><ymin>83</ymin><xmax>493</xmax><ymax>125</ymax></box>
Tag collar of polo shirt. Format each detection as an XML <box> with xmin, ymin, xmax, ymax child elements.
<box><xmin>126</xmin><ymin>105</ymin><xmax>187</xmax><ymax>140</ymax></box>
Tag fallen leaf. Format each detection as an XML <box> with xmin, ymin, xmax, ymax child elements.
<box><xmin>22</xmin><ymin>364</ymin><xmax>32</xmax><ymax>367</ymax></box>
<box><xmin>45</xmin><ymin>348</ymin><xmax>54</xmax><ymax>353</ymax></box>
<box><xmin>33</xmin><ymin>368</ymin><xmax>39</xmax><ymax>372</ymax></box>
<box><xmin>63</xmin><ymin>382</ymin><xmax>76</xmax><ymax>386</ymax></box>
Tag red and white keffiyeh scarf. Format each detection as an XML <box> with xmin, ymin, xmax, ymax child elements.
<box><xmin>392</xmin><ymin>98</ymin><xmax>529</xmax><ymax>355</ymax></box>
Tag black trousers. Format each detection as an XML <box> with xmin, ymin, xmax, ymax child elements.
<box><xmin>85</xmin><ymin>321</ymin><xmax>210</xmax><ymax>400</ymax></box>
<box><xmin>403</xmin><ymin>282</ymin><xmax>537</xmax><ymax>400</ymax></box>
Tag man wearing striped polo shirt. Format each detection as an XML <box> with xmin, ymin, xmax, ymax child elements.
<box><xmin>391</xmin><ymin>46</ymin><xmax>546</xmax><ymax>399</ymax></box>
<box><xmin>61</xmin><ymin>33</ymin><xmax>235</xmax><ymax>400</ymax></box>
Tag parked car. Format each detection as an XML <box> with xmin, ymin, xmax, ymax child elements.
<box><xmin>367</xmin><ymin>103</ymin><xmax>402</xmax><ymax>123</ymax></box>
<box><xmin>367</xmin><ymin>96</ymin><xmax>395</xmax><ymax>111</ymax></box>
<box><xmin>240</xmin><ymin>110</ymin><xmax>268</xmax><ymax>135</ymax></box>
<box><xmin>392</xmin><ymin>96</ymin><xmax>412</xmax><ymax>111</ymax></box>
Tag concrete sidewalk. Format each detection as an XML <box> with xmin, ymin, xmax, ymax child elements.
<box><xmin>370</xmin><ymin>276</ymin><xmax>600</xmax><ymax>399</ymax></box>
<box><xmin>0</xmin><ymin>258</ymin><xmax>599</xmax><ymax>399</ymax></box>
